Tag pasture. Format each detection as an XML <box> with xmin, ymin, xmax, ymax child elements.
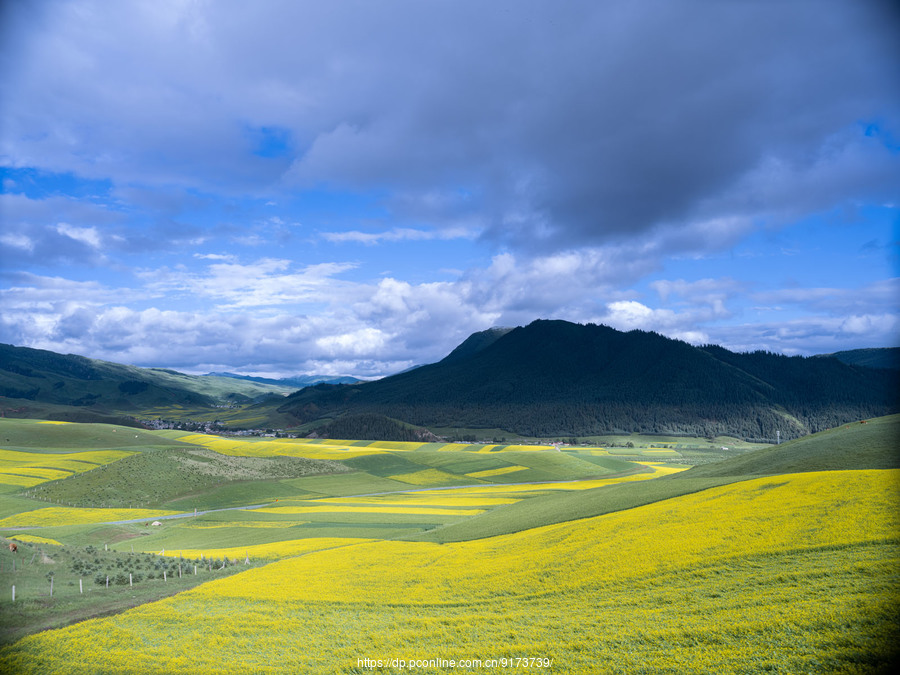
<box><xmin>0</xmin><ymin>416</ymin><xmax>897</xmax><ymax>672</ymax></box>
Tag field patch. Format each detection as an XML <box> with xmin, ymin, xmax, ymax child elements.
<box><xmin>465</xmin><ymin>465</ymin><xmax>526</xmax><ymax>479</ymax></box>
<box><xmin>0</xmin><ymin>449</ymin><xmax>135</xmax><ymax>490</ymax></box>
<box><xmin>387</xmin><ymin>468</ymin><xmax>466</xmax><ymax>486</ymax></box>
<box><xmin>254</xmin><ymin>505</ymin><xmax>484</xmax><ymax>517</ymax></box>
<box><xmin>8</xmin><ymin>534</ymin><xmax>62</xmax><ymax>546</ymax></box>
<box><xmin>0</xmin><ymin>506</ymin><xmax>180</xmax><ymax>528</ymax></box>
<box><xmin>317</xmin><ymin>495</ymin><xmax>520</xmax><ymax>507</ymax></box>
<box><xmin>157</xmin><ymin>536</ymin><xmax>377</xmax><ymax>561</ymax></box>
<box><xmin>28</xmin><ymin>447</ymin><xmax>347</xmax><ymax>509</ymax></box>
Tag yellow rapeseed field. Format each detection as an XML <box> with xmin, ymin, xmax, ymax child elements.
<box><xmin>158</xmin><ymin>537</ymin><xmax>376</xmax><ymax>561</ymax></box>
<box><xmin>0</xmin><ymin>449</ymin><xmax>134</xmax><ymax>488</ymax></box>
<box><xmin>178</xmin><ymin>434</ymin><xmax>382</xmax><ymax>460</ymax></box>
<box><xmin>315</xmin><ymin>495</ymin><xmax>520</xmax><ymax>507</ymax></box>
<box><xmin>465</xmin><ymin>465</ymin><xmax>526</xmax><ymax>478</ymax></box>
<box><xmin>1</xmin><ymin>469</ymin><xmax>896</xmax><ymax>673</ymax></box>
<box><xmin>0</xmin><ymin>506</ymin><xmax>179</xmax><ymax>527</ymax></box>
<box><xmin>387</xmin><ymin>469</ymin><xmax>461</xmax><ymax>485</ymax></box>
<box><xmin>9</xmin><ymin>534</ymin><xmax>62</xmax><ymax>546</ymax></box>
<box><xmin>182</xmin><ymin>521</ymin><xmax>301</xmax><ymax>530</ymax></box>
<box><xmin>254</xmin><ymin>505</ymin><xmax>484</xmax><ymax>517</ymax></box>
<box><xmin>177</xmin><ymin>433</ymin><xmax>555</xmax><ymax>461</ymax></box>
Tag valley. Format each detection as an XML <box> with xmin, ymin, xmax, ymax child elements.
<box><xmin>0</xmin><ymin>414</ymin><xmax>897</xmax><ymax>672</ymax></box>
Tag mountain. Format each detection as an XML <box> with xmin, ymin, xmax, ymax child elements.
<box><xmin>0</xmin><ymin>344</ymin><xmax>295</xmax><ymax>420</ymax></box>
<box><xmin>205</xmin><ymin>372</ymin><xmax>361</xmax><ymax>388</ymax></box>
<box><xmin>439</xmin><ymin>326</ymin><xmax>514</xmax><ymax>364</ymax></box>
<box><xmin>277</xmin><ymin>320</ymin><xmax>899</xmax><ymax>441</ymax></box>
<box><xmin>814</xmin><ymin>347</ymin><xmax>900</xmax><ymax>371</ymax></box>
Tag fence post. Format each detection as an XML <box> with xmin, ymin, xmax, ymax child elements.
<box><xmin>49</xmin><ymin>577</ymin><xmax>53</xmax><ymax>597</ymax></box>
<box><xmin>106</xmin><ymin>576</ymin><xmax>109</xmax><ymax>589</ymax></box>
<box><xmin>11</xmin><ymin>585</ymin><xmax>14</xmax><ymax>602</ymax></box>
<box><xmin>163</xmin><ymin>570</ymin><xmax>167</xmax><ymax>582</ymax></box>
<box><xmin>129</xmin><ymin>573</ymin><xmax>132</xmax><ymax>587</ymax></box>
<box><xmin>79</xmin><ymin>578</ymin><xmax>83</xmax><ymax>594</ymax></box>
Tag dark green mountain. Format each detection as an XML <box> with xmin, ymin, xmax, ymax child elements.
<box><xmin>278</xmin><ymin>320</ymin><xmax>899</xmax><ymax>441</ymax></box>
<box><xmin>815</xmin><ymin>347</ymin><xmax>900</xmax><ymax>371</ymax></box>
<box><xmin>440</xmin><ymin>327</ymin><xmax>513</xmax><ymax>364</ymax></box>
<box><xmin>0</xmin><ymin>344</ymin><xmax>294</xmax><ymax>418</ymax></box>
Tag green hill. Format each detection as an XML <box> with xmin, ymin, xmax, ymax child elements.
<box><xmin>0</xmin><ymin>344</ymin><xmax>295</xmax><ymax>423</ymax></box>
<box><xmin>682</xmin><ymin>413</ymin><xmax>900</xmax><ymax>477</ymax></box>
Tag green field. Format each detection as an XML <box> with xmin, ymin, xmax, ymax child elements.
<box><xmin>0</xmin><ymin>415</ymin><xmax>897</xmax><ymax>672</ymax></box>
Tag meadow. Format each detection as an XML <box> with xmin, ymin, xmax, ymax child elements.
<box><xmin>0</xmin><ymin>416</ymin><xmax>896</xmax><ymax>672</ymax></box>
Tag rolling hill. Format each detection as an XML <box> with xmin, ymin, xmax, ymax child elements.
<box><xmin>278</xmin><ymin>319</ymin><xmax>899</xmax><ymax>440</ymax></box>
<box><xmin>0</xmin><ymin>344</ymin><xmax>296</xmax><ymax>424</ymax></box>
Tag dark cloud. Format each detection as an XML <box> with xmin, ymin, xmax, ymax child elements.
<box><xmin>4</xmin><ymin>1</ymin><xmax>897</xmax><ymax>255</ymax></box>
<box><xmin>2</xmin><ymin>1</ymin><xmax>898</xmax><ymax>370</ymax></box>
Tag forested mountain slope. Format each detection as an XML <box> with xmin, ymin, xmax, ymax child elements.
<box><xmin>279</xmin><ymin>320</ymin><xmax>898</xmax><ymax>440</ymax></box>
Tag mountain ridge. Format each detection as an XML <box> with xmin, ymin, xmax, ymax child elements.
<box><xmin>0</xmin><ymin>343</ymin><xmax>295</xmax><ymax>416</ymax></box>
<box><xmin>277</xmin><ymin>319</ymin><xmax>898</xmax><ymax>440</ymax></box>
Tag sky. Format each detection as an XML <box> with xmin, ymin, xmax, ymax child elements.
<box><xmin>1</xmin><ymin>0</ymin><xmax>898</xmax><ymax>378</ymax></box>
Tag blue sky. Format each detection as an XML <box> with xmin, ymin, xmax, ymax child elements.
<box><xmin>1</xmin><ymin>0</ymin><xmax>898</xmax><ymax>378</ymax></box>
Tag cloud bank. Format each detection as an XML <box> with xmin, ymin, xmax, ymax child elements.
<box><xmin>1</xmin><ymin>0</ymin><xmax>898</xmax><ymax>375</ymax></box>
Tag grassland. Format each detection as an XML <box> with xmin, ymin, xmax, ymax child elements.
<box><xmin>0</xmin><ymin>536</ymin><xmax>261</xmax><ymax>646</ymax></box>
<box><xmin>1</xmin><ymin>469</ymin><xmax>897</xmax><ymax>673</ymax></box>
<box><xmin>0</xmin><ymin>416</ymin><xmax>896</xmax><ymax>672</ymax></box>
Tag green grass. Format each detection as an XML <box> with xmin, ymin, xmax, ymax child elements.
<box><xmin>0</xmin><ymin>537</ymin><xmax>260</xmax><ymax>646</ymax></box>
<box><xmin>684</xmin><ymin>413</ymin><xmax>900</xmax><ymax>477</ymax></box>
<box><xmin>340</xmin><ymin>452</ymin><xmax>426</xmax><ymax>477</ymax></box>
<box><xmin>0</xmin><ymin>418</ymin><xmax>191</xmax><ymax>451</ymax></box>
<box><xmin>282</xmin><ymin>472</ymin><xmax>414</xmax><ymax>497</ymax></box>
<box><xmin>29</xmin><ymin>447</ymin><xmax>349</xmax><ymax>509</ymax></box>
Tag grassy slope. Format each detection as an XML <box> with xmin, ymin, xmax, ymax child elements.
<box><xmin>2</xmin><ymin>469</ymin><xmax>896</xmax><ymax>673</ymax></box>
<box><xmin>0</xmin><ymin>419</ymin><xmax>191</xmax><ymax>450</ymax></box>
<box><xmin>29</xmin><ymin>448</ymin><xmax>349</xmax><ymax>509</ymax></box>
<box><xmin>683</xmin><ymin>412</ymin><xmax>900</xmax><ymax>477</ymax></box>
<box><xmin>0</xmin><ymin>536</ymin><xmax>263</xmax><ymax>646</ymax></box>
<box><xmin>411</xmin><ymin>414</ymin><xmax>900</xmax><ymax>543</ymax></box>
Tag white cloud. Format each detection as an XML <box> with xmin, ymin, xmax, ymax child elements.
<box><xmin>320</xmin><ymin>226</ymin><xmax>478</xmax><ymax>246</ymax></box>
<box><xmin>0</xmin><ymin>233</ymin><xmax>34</xmax><ymax>251</ymax></box>
<box><xmin>315</xmin><ymin>328</ymin><xmax>388</xmax><ymax>358</ymax></box>
<box><xmin>55</xmin><ymin>223</ymin><xmax>101</xmax><ymax>249</ymax></box>
<box><xmin>140</xmin><ymin>258</ymin><xmax>361</xmax><ymax>309</ymax></box>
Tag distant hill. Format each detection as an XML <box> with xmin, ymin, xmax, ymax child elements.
<box><xmin>278</xmin><ymin>319</ymin><xmax>899</xmax><ymax>441</ymax></box>
<box><xmin>205</xmin><ymin>372</ymin><xmax>361</xmax><ymax>388</ymax></box>
<box><xmin>0</xmin><ymin>344</ymin><xmax>294</xmax><ymax>421</ymax></box>
<box><xmin>312</xmin><ymin>413</ymin><xmax>441</xmax><ymax>442</ymax></box>
<box><xmin>814</xmin><ymin>347</ymin><xmax>900</xmax><ymax>371</ymax></box>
